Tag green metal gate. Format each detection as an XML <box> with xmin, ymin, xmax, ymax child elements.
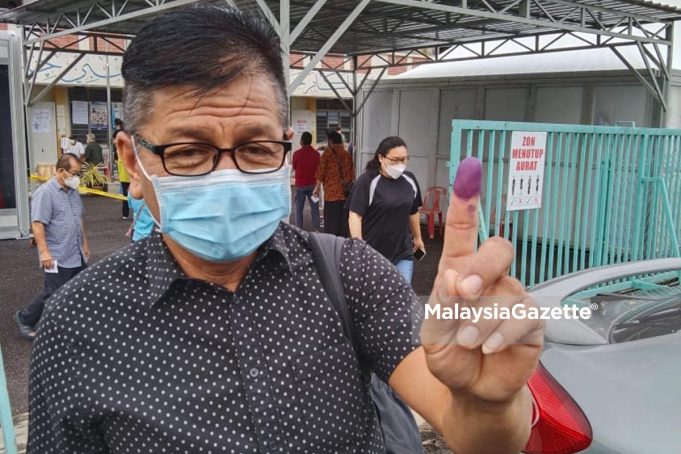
<box><xmin>449</xmin><ymin>120</ymin><xmax>681</xmax><ymax>288</ymax></box>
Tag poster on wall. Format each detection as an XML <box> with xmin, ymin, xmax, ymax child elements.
<box><xmin>90</xmin><ymin>102</ymin><xmax>108</xmax><ymax>130</ymax></box>
<box><xmin>72</xmin><ymin>101</ymin><xmax>89</xmax><ymax>125</ymax></box>
<box><xmin>293</xmin><ymin>119</ymin><xmax>310</xmax><ymax>134</ymax></box>
<box><xmin>506</xmin><ymin>131</ymin><xmax>547</xmax><ymax>211</ymax></box>
<box><xmin>31</xmin><ymin>109</ymin><xmax>51</xmax><ymax>133</ymax></box>
<box><xmin>111</xmin><ymin>102</ymin><xmax>124</xmax><ymax>124</ymax></box>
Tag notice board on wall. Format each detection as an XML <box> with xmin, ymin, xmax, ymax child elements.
<box><xmin>506</xmin><ymin>131</ymin><xmax>547</xmax><ymax>211</ymax></box>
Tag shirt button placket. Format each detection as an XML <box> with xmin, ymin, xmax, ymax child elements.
<box><xmin>232</xmin><ymin>296</ymin><xmax>285</xmax><ymax>453</ymax></box>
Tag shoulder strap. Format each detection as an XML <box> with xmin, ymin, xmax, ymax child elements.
<box><xmin>308</xmin><ymin>233</ymin><xmax>357</xmax><ymax>352</ymax></box>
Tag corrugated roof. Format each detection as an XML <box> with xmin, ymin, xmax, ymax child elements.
<box><xmin>1</xmin><ymin>0</ymin><xmax>680</xmax><ymax>56</ymax></box>
<box><xmin>394</xmin><ymin>43</ymin><xmax>648</xmax><ymax>78</ymax></box>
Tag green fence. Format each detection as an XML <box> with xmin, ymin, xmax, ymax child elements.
<box><xmin>450</xmin><ymin>120</ymin><xmax>681</xmax><ymax>288</ymax></box>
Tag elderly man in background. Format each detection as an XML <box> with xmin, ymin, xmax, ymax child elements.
<box><xmin>26</xmin><ymin>6</ymin><xmax>543</xmax><ymax>454</ymax></box>
<box><xmin>83</xmin><ymin>133</ymin><xmax>103</xmax><ymax>165</ymax></box>
<box><xmin>65</xmin><ymin>135</ymin><xmax>85</xmax><ymax>162</ymax></box>
<box><xmin>15</xmin><ymin>153</ymin><xmax>89</xmax><ymax>340</ymax></box>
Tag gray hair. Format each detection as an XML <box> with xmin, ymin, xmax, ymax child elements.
<box><xmin>121</xmin><ymin>5</ymin><xmax>288</xmax><ymax>134</ymax></box>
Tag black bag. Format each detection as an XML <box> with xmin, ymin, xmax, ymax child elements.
<box><xmin>309</xmin><ymin>233</ymin><xmax>424</xmax><ymax>454</ymax></box>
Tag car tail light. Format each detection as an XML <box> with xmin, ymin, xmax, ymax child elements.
<box><xmin>523</xmin><ymin>362</ymin><xmax>592</xmax><ymax>454</ymax></box>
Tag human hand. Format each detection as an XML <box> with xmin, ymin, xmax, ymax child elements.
<box><xmin>413</xmin><ymin>237</ymin><xmax>425</xmax><ymax>254</ymax></box>
<box><xmin>39</xmin><ymin>251</ymin><xmax>54</xmax><ymax>270</ymax></box>
<box><xmin>82</xmin><ymin>242</ymin><xmax>91</xmax><ymax>263</ymax></box>
<box><xmin>421</xmin><ymin>157</ymin><xmax>544</xmax><ymax>404</ymax></box>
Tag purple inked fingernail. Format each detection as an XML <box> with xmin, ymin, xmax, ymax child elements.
<box><xmin>453</xmin><ymin>157</ymin><xmax>482</xmax><ymax>199</ymax></box>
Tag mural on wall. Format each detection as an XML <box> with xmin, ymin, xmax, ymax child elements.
<box><xmin>34</xmin><ymin>53</ymin><xmax>356</xmax><ymax>97</ymax></box>
<box><xmin>35</xmin><ymin>54</ymin><xmax>124</xmax><ymax>87</ymax></box>
<box><xmin>289</xmin><ymin>69</ymin><xmax>353</xmax><ymax>98</ymax></box>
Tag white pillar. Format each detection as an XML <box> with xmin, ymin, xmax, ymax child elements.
<box><xmin>663</xmin><ymin>21</ymin><xmax>681</xmax><ymax>128</ymax></box>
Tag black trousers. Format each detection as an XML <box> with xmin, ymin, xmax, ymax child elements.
<box><xmin>324</xmin><ymin>200</ymin><xmax>348</xmax><ymax>237</ymax></box>
<box><xmin>19</xmin><ymin>264</ymin><xmax>86</xmax><ymax>326</ymax></box>
<box><xmin>121</xmin><ymin>182</ymin><xmax>130</xmax><ymax>218</ymax></box>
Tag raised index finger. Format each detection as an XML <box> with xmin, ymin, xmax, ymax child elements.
<box><xmin>443</xmin><ymin>157</ymin><xmax>482</xmax><ymax>258</ymax></box>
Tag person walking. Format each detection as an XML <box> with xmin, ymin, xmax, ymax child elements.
<box><xmin>335</xmin><ymin>124</ymin><xmax>346</xmax><ymax>143</ymax></box>
<box><xmin>313</xmin><ymin>131</ymin><xmax>353</xmax><ymax>236</ymax></box>
<box><xmin>112</xmin><ymin>118</ymin><xmax>124</xmax><ymax>160</ymax></box>
<box><xmin>291</xmin><ymin>131</ymin><xmax>320</xmax><ymax>230</ymax></box>
<box><xmin>347</xmin><ymin>136</ymin><xmax>427</xmax><ymax>451</ymax></box>
<box><xmin>83</xmin><ymin>133</ymin><xmax>103</xmax><ymax>165</ymax></box>
<box><xmin>347</xmin><ymin>136</ymin><xmax>424</xmax><ymax>284</ymax></box>
<box><xmin>65</xmin><ymin>135</ymin><xmax>85</xmax><ymax>162</ymax></box>
<box><xmin>15</xmin><ymin>153</ymin><xmax>89</xmax><ymax>340</ymax></box>
<box><xmin>118</xmin><ymin>158</ymin><xmax>131</xmax><ymax>219</ymax></box>
<box><xmin>115</xmin><ymin>120</ymin><xmax>131</xmax><ymax>220</ymax></box>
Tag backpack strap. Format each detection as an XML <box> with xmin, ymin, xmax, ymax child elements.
<box><xmin>308</xmin><ymin>232</ymin><xmax>357</xmax><ymax>353</ymax></box>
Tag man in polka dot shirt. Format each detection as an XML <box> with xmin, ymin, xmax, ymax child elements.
<box><xmin>27</xmin><ymin>6</ymin><xmax>544</xmax><ymax>454</ymax></box>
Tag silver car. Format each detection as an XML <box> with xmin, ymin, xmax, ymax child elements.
<box><xmin>525</xmin><ymin>259</ymin><xmax>681</xmax><ymax>454</ymax></box>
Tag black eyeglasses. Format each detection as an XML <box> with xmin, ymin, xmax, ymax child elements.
<box><xmin>384</xmin><ymin>155</ymin><xmax>409</xmax><ymax>165</ymax></box>
<box><xmin>62</xmin><ymin>168</ymin><xmax>81</xmax><ymax>178</ymax></box>
<box><xmin>134</xmin><ymin>135</ymin><xmax>292</xmax><ymax>176</ymax></box>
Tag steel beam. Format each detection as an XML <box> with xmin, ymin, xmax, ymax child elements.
<box><xmin>611</xmin><ymin>47</ymin><xmax>666</xmax><ymax>110</ymax></box>
<box><xmin>256</xmin><ymin>0</ymin><xmax>281</xmax><ymax>36</ymax></box>
<box><xmin>289</xmin><ymin>0</ymin><xmax>370</xmax><ymax>93</ymax></box>
<box><xmin>374</xmin><ymin>0</ymin><xmax>672</xmax><ymax>45</ymax></box>
<box><xmin>351</xmin><ymin>32</ymin><xmax>659</xmax><ymax>70</ymax></box>
<box><xmin>24</xmin><ymin>0</ymin><xmax>201</xmax><ymax>46</ymax></box>
<box><xmin>636</xmin><ymin>41</ymin><xmax>666</xmax><ymax>110</ymax></box>
<box><xmin>28</xmin><ymin>53</ymin><xmax>86</xmax><ymax>106</ymax></box>
<box><xmin>319</xmin><ymin>71</ymin><xmax>353</xmax><ymax>113</ymax></box>
<box><xmin>355</xmin><ymin>67</ymin><xmax>387</xmax><ymax>116</ymax></box>
<box><xmin>280</xmin><ymin>0</ymin><xmax>291</xmax><ymax>113</ymax></box>
<box><xmin>8</xmin><ymin>26</ymin><xmax>31</xmax><ymax>238</ymax></box>
<box><xmin>290</xmin><ymin>0</ymin><xmax>327</xmax><ymax>44</ymax></box>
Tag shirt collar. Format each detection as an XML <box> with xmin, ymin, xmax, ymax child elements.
<box><xmin>49</xmin><ymin>176</ymin><xmax>69</xmax><ymax>192</ymax></box>
<box><xmin>141</xmin><ymin>232</ymin><xmax>185</xmax><ymax>308</ymax></box>
<box><xmin>257</xmin><ymin>223</ymin><xmax>294</xmax><ymax>273</ymax></box>
<box><xmin>141</xmin><ymin>223</ymin><xmax>293</xmax><ymax>308</ymax></box>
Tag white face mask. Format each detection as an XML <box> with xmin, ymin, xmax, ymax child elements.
<box><xmin>65</xmin><ymin>175</ymin><xmax>80</xmax><ymax>189</ymax></box>
<box><xmin>385</xmin><ymin>163</ymin><xmax>406</xmax><ymax>179</ymax></box>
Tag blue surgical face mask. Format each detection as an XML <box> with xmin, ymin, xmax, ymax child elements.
<box><xmin>134</xmin><ymin>139</ymin><xmax>291</xmax><ymax>262</ymax></box>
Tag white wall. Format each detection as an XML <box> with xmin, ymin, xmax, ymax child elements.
<box><xmin>485</xmin><ymin>87</ymin><xmax>529</xmax><ymax>121</ymax></box>
<box><xmin>27</xmin><ymin>102</ymin><xmax>58</xmax><ymax>171</ymax></box>
<box><xmin>533</xmin><ymin>86</ymin><xmax>583</xmax><ymax>124</ymax></box>
<box><xmin>397</xmin><ymin>89</ymin><xmax>438</xmax><ymax>191</ymax></box>
<box><xmin>359</xmin><ymin>72</ymin><xmax>655</xmax><ymax>196</ymax></box>
<box><xmin>592</xmin><ymin>85</ymin><xmax>651</xmax><ymax>127</ymax></box>
<box><xmin>290</xmin><ymin>97</ymin><xmax>316</xmax><ymax>145</ymax></box>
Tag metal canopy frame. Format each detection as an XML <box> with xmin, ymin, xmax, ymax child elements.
<box><xmin>2</xmin><ymin>0</ymin><xmax>679</xmax><ymax>113</ymax></box>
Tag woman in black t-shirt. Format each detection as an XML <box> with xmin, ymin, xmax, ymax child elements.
<box><xmin>347</xmin><ymin>136</ymin><xmax>424</xmax><ymax>284</ymax></box>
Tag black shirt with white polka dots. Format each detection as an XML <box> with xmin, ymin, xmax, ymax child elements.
<box><xmin>27</xmin><ymin>223</ymin><xmax>421</xmax><ymax>453</ymax></box>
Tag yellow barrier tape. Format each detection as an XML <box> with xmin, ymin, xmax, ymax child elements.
<box><xmin>30</xmin><ymin>174</ymin><xmax>128</xmax><ymax>201</ymax></box>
